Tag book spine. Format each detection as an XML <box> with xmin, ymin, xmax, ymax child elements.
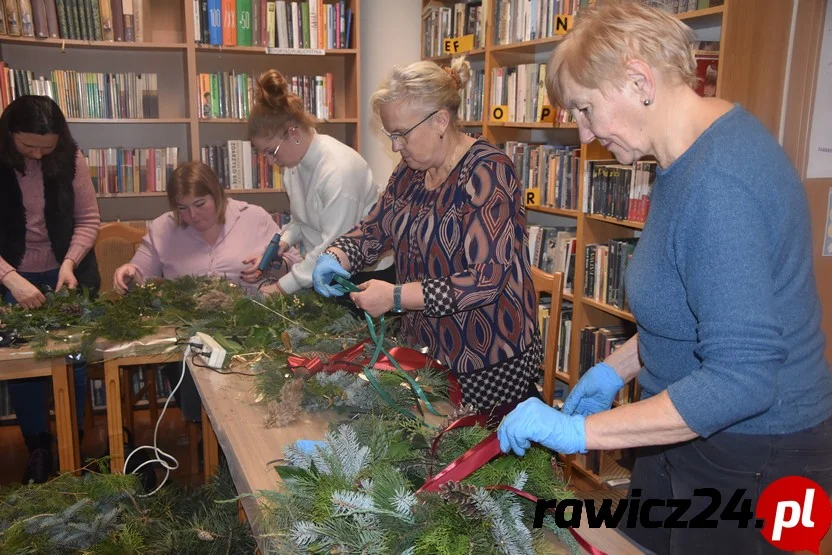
<box><xmin>31</xmin><ymin>0</ymin><xmax>49</xmax><ymax>37</ymax></box>
<box><xmin>110</xmin><ymin>0</ymin><xmax>123</xmax><ymax>40</ymax></box>
<box><xmin>76</xmin><ymin>0</ymin><xmax>89</xmax><ymax>40</ymax></box>
<box><xmin>0</xmin><ymin>2</ymin><xmax>7</xmax><ymax>35</ymax></box>
<box><xmin>207</xmin><ymin>0</ymin><xmax>220</xmax><ymax>44</ymax></box>
<box><xmin>98</xmin><ymin>0</ymin><xmax>112</xmax><ymax>40</ymax></box>
<box><xmin>132</xmin><ymin>0</ymin><xmax>141</xmax><ymax>40</ymax></box>
<box><xmin>45</xmin><ymin>0</ymin><xmax>59</xmax><ymax>36</ymax></box>
<box><xmin>4</xmin><ymin>0</ymin><xmax>20</xmax><ymax>36</ymax></box>
<box><xmin>121</xmin><ymin>0</ymin><xmax>132</xmax><ymax>40</ymax></box>
<box><xmin>236</xmin><ymin>0</ymin><xmax>249</xmax><ymax>46</ymax></box>
<box><xmin>200</xmin><ymin>0</ymin><xmax>208</xmax><ymax>43</ymax></box>
<box><xmin>88</xmin><ymin>0</ymin><xmax>101</xmax><ymax>40</ymax></box>
<box><xmin>221</xmin><ymin>0</ymin><xmax>235</xmax><ymax>45</ymax></box>
<box><xmin>19</xmin><ymin>0</ymin><xmax>35</xmax><ymax>37</ymax></box>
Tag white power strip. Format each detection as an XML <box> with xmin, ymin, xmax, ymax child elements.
<box><xmin>190</xmin><ymin>332</ymin><xmax>226</xmax><ymax>369</ymax></box>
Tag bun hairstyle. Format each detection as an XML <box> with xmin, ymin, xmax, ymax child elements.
<box><xmin>370</xmin><ymin>56</ymin><xmax>471</xmax><ymax>122</ymax></box>
<box><xmin>248</xmin><ymin>69</ymin><xmax>316</xmax><ymax>140</ymax></box>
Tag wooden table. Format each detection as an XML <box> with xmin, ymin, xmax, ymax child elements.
<box><xmin>0</xmin><ymin>347</ymin><xmax>79</xmax><ymax>473</ymax></box>
<box><xmin>96</xmin><ymin>333</ymin><xmax>182</xmax><ymax>473</ymax></box>
<box><xmin>188</xmin><ymin>357</ymin><xmax>645</xmax><ymax>554</ymax></box>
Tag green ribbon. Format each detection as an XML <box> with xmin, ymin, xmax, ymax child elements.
<box><xmin>334</xmin><ymin>275</ymin><xmax>444</xmax><ymax>419</ymax></box>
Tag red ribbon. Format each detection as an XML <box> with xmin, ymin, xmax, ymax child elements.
<box><xmin>286</xmin><ymin>341</ymin><xmax>462</xmax><ymax>405</ymax></box>
<box><xmin>419</xmin><ymin>433</ymin><xmax>503</xmax><ymax>493</ymax></box>
<box><xmin>418</xmin><ymin>426</ymin><xmax>608</xmax><ymax>555</ymax></box>
<box><xmin>427</xmin><ymin>414</ymin><xmax>491</xmax><ymax>477</ymax></box>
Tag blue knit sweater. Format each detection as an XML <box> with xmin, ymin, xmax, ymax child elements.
<box><xmin>625</xmin><ymin>105</ymin><xmax>832</xmax><ymax>437</ymax></box>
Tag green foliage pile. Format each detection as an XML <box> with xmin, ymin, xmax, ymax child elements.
<box><xmin>0</xmin><ymin>463</ymin><xmax>254</xmax><ymax>554</ymax></box>
<box><xmin>260</xmin><ymin>414</ymin><xmax>577</xmax><ymax>555</ymax></box>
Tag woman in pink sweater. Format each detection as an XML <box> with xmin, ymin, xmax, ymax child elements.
<box><xmin>113</xmin><ymin>161</ymin><xmax>283</xmax><ymax>426</ymax></box>
<box><xmin>0</xmin><ymin>95</ymin><xmax>100</xmax><ymax>484</ymax></box>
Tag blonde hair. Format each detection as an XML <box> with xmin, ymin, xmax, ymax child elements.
<box><xmin>167</xmin><ymin>161</ymin><xmax>227</xmax><ymax>226</ymax></box>
<box><xmin>248</xmin><ymin>69</ymin><xmax>317</xmax><ymax>140</ymax></box>
<box><xmin>370</xmin><ymin>56</ymin><xmax>471</xmax><ymax>120</ymax></box>
<box><xmin>547</xmin><ymin>1</ymin><xmax>697</xmax><ymax>105</ymax></box>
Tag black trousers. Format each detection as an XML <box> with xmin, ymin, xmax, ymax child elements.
<box><xmin>620</xmin><ymin>416</ymin><xmax>832</xmax><ymax>555</ymax></box>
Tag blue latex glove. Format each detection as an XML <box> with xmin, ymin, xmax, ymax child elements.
<box><xmin>562</xmin><ymin>361</ymin><xmax>624</xmax><ymax>417</ymax></box>
<box><xmin>294</xmin><ymin>439</ymin><xmax>328</xmax><ymax>454</ymax></box>
<box><xmin>312</xmin><ymin>254</ymin><xmax>351</xmax><ymax>298</ymax></box>
<box><xmin>497</xmin><ymin>397</ymin><xmax>587</xmax><ymax>456</ymax></box>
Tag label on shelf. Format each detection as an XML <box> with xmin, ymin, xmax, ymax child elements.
<box><xmin>555</xmin><ymin>15</ymin><xmax>573</xmax><ymax>35</ymax></box>
<box><xmin>525</xmin><ymin>188</ymin><xmax>541</xmax><ymax>207</ymax></box>
<box><xmin>265</xmin><ymin>47</ymin><xmax>325</xmax><ymax>56</ymax></box>
<box><xmin>539</xmin><ymin>106</ymin><xmax>556</xmax><ymax>123</ymax></box>
<box><xmin>491</xmin><ymin>105</ymin><xmax>509</xmax><ymax>122</ymax></box>
<box><xmin>443</xmin><ymin>34</ymin><xmax>475</xmax><ymax>54</ymax></box>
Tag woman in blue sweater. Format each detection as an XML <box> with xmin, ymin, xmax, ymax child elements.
<box><xmin>497</xmin><ymin>3</ymin><xmax>832</xmax><ymax>554</ymax></box>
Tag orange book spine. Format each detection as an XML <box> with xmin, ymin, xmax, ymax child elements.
<box><xmin>221</xmin><ymin>0</ymin><xmax>236</xmax><ymax>45</ymax></box>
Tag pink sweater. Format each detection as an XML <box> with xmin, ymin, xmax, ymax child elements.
<box><xmin>0</xmin><ymin>151</ymin><xmax>100</xmax><ymax>280</ymax></box>
<box><xmin>130</xmin><ymin>199</ymin><xmax>280</xmax><ymax>293</ymax></box>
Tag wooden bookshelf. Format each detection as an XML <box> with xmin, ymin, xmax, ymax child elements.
<box><xmin>422</xmin><ymin>0</ymin><xmax>797</xmax><ymax>488</ymax></box>
<box><xmin>0</xmin><ymin>0</ymin><xmax>361</xmax><ymax>220</ymax></box>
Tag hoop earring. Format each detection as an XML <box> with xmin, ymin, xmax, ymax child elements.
<box><xmin>295</xmin><ymin>139</ymin><xmax>301</xmax><ymax>144</ymax></box>
<box><xmin>643</xmin><ymin>99</ymin><xmax>651</xmax><ymax>106</ymax></box>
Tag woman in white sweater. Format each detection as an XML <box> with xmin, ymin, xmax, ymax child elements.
<box><xmin>248</xmin><ymin>70</ymin><xmax>393</xmax><ymax>295</ymax></box>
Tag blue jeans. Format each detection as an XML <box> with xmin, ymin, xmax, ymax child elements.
<box><xmin>4</xmin><ymin>269</ymin><xmax>87</xmax><ymax>439</ymax></box>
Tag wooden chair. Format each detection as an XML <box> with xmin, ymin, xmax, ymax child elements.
<box><xmin>89</xmin><ymin>223</ymin><xmax>163</xmax><ymax>436</ymax></box>
<box><xmin>93</xmin><ymin>222</ymin><xmax>147</xmax><ymax>293</ymax></box>
<box><xmin>530</xmin><ymin>267</ymin><xmax>565</xmax><ymax>407</ymax></box>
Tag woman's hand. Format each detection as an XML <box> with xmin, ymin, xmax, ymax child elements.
<box><xmin>1</xmin><ymin>271</ymin><xmax>46</xmax><ymax>309</ymax></box>
<box><xmin>240</xmin><ymin>254</ymin><xmax>263</xmax><ymax>283</ymax></box>
<box><xmin>259</xmin><ymin>281</ymin><xmax>286</xmax><ymax>296</ymax></box>
<box><xmin>350</xmin><ymin>280</ymin><xmax>394</xmax><ymax>317</ymax></box>
<box><xmin>55</xmin><ymin>259</ymin><xmax>78</xmax><ymax>291</ymax></box>
<box><xmin>113</xmin><ymin>263</ymin><xmax>143</xmax><ymax>294</ymax></box>
<box><xmin>312</xmin><ymin>254</ymin><xmax>351</xmax><ymax>297</ymax></box>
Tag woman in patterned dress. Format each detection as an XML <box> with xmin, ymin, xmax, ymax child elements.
<box><xmin>312</xmin><ymin>57</ymin><xmax>542</xmax><ymax>415</ymax></box>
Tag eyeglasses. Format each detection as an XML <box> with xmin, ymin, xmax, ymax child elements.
<box><xmin>264</xmin><ymin>126</ymin><xmax>298</xmax><ymax>160</ymax></box>
<box><xmin>381</xmin><ymin>110</ymin><xmax>438</xmax><ymax>146</ymax></box>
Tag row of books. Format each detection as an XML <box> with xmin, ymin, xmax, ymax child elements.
<box><xmin>0</xmin><ymin>0</ymin><xmax>144</xmax><ymax>42</ymax></box>
<box><xmin>527</xmin><ymin>225</ymin><xmax>576</xmax><ymax>289</ymax></box>
<box><xmin>504</xmin><ymin>142</ymin><xmax>580</xmax><ymax>211</ymax></box>
<box><xmin>643</xmin><ymin>0</ymin><xmax>723</xmax><ymax>14</ymax></box>
<box><xmin>195</xmin><ymin>0</ymin><xmax>353</xmax><ymax>49</ymax></box>
<box><xmin>458</xmin><ymin>67</ymin><xmax>484</xmax><ymax>122</ymax></box>
<box><xmin>421</xmin><ymin>1</ymin><xmax>486</xmax><ymax>58</ymax></box>
<box><xmin>0</xmin><ymin>63</ymin><xmax>160</xmax><ymax>119</ymax></box>
<box><xmin>538</xmin><ymin>298</ymin><xmax>573</xmax><ymax>376</ymax></box>
<box><xmin>584</xmin><ymin>238</ymin><xmax>639</xmax><ymax>311</ymax></box>
<box><xmin>490</xmin><ymin>63</ymin><xmax>574</xmax><ymax>124</ymax></box>
<box><xmin>0</xmin><ymin>366</ymin><xmax>174</xmax><ymax>421</ymax></box>
<box><xmin>583</xmin><ymin>160</ymin><xmax>656</xmax><ymax>223</ymax></box>
<box><xmin>200</xmin><ymin>140</ymin><xmax>285</xmax><ymax>191</ymax></box>
<box><xmin>198</xmin><ymin>71</ymin><xmax>334</xmax><ymax>120</ymax></box>
<box><xmin>578</xmin><ymin>324</ymin><xmax>635</xmax><ymax>377</ymax></box>
<box><xmin>493</xmin><ymin>0</ymin><xmax>579</xmax><ymax>46</ymax></box>
<box><xmin>90</xmin><ymin>366</ymin><xmax>174</xmax><ymax>412</ymax></box>
<box><xmin>85</xmin><ymin>146</ymin><xmax>179</xmax><ymax>195</ymax></box>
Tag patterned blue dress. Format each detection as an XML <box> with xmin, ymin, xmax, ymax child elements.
<box><xmin>331</xmin><ymin>138</ymin><xmax>542</xmax><ymax>412</ymax></box>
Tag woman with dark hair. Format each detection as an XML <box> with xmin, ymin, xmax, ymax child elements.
<box><xmin>0</xmin><ymin>95</ymin><xmax>100</xmax><ymax>483</ymax></box>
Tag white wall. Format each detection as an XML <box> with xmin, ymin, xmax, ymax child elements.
<box><xmin>360</xmin><ymin>0</ymin><xmax>422</xmax><ymax>187</ymax></box>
